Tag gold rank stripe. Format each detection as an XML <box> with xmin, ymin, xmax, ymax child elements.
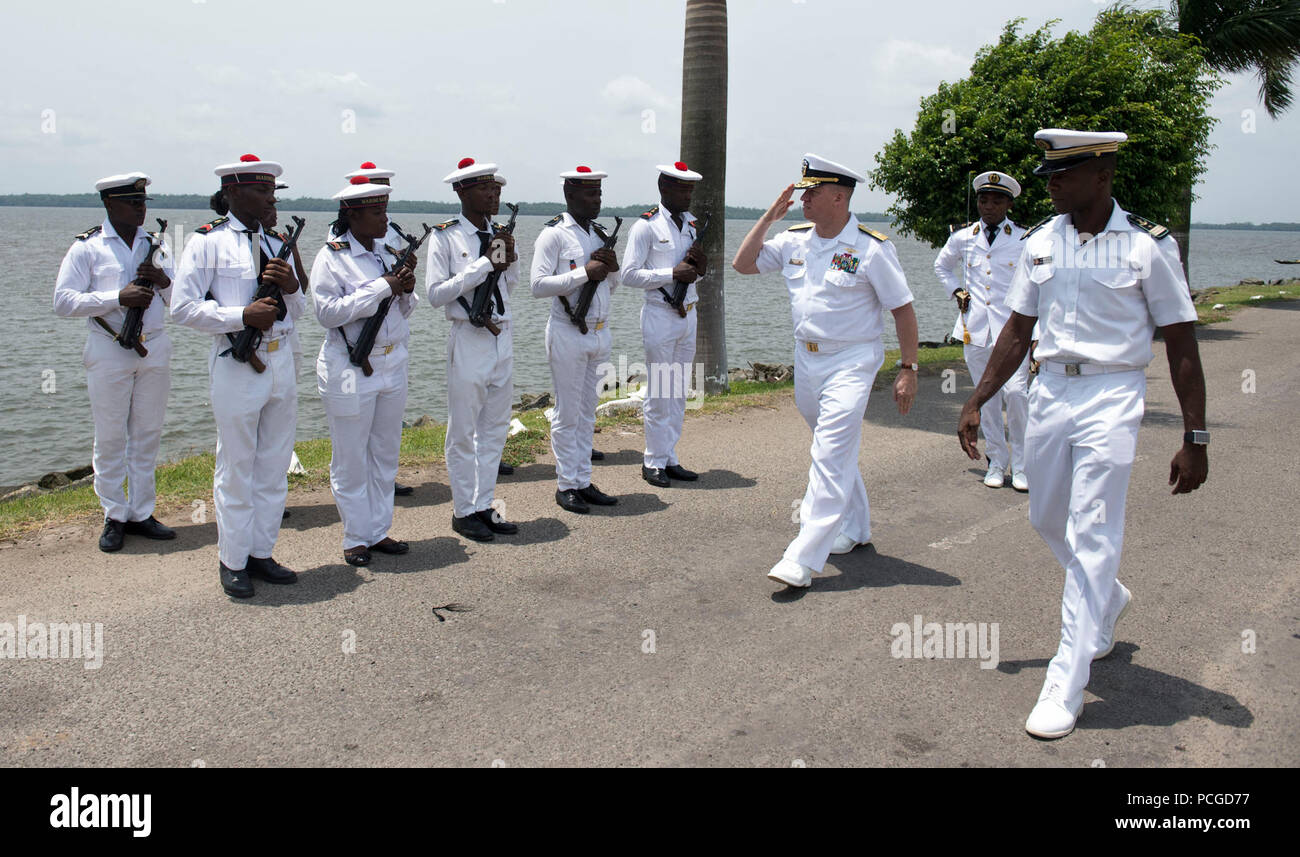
<box><xmin>1040</xmin><ymin>141</ymin><xmax>1121</xmax><ymax>159</ymax></box>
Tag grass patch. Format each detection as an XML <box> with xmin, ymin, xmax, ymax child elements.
<box><xmin>1193</xmin><ymin>280</ymin><xmax>1298</xmax><ymax>324</ymax></box>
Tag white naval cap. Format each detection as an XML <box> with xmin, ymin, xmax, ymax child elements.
<box><xmin>656</xmin><ymin>161</ymin><xmax>702</xmax><ymax>182</ymax></box>
<box><xmin>95</xmin><ymin>172</ymin><xmax>151</xmax><ymax>200</ymax></box>
<box><xmin>345</xmin><ymin>161</ymin><xmax>396</xmax><ymax>185</ymax></box>
<box><xmin>494</xmin><ymin>174</ymin><xmax>507</xmax><ymax>187</ymax></box>
<box><xmin>331</xmin><ymin>176</ymin><xmax>393</xmax><ymax>208</ymax></box>
<box><xmin>215</xmin><ymin>153</ymin><xmax>283</xmax><ymax>186</ymax></box>
<box><xmin>793</xmin><ymin>153</ymin><xmax>865</xmax><ymax>189</ymax></box>
<box><xmin>973</xmin><ymin>170</ymin><xmax>1021</xmax><ymax>198</ymax></box>
<box><xmin>442</xmin><ymin>157</ymin><xmax>499</xmax><ymax>191</ymax></box>
<box><xmin>560</xmin><ymin>165</ymin><xmax>608</xmax><ymax>185</ymax></box>
<box><xmin>1032</xmin><ymin>129</ymin><xmax>1128</xmax><ymax>175</ymax></box>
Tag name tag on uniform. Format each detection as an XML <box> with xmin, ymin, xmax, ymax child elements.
<box><xmin>657</xmin><ymin>238</ymin><xmax>670</xmax><ymax>244</ymax></box>
<box><xmin>788</xmin><ymin>258</ymin><xmax>804</xmax><ymax>266</ymax></box>
<box><xmin>1032</xmin><ymin>256</ymin><xmax>1052</xmax><ymax>266</ymax></box>
<box><xmin>831</xmin><ymin>252</ymin><xmax>860</xmax><ymax>274</ymax></box>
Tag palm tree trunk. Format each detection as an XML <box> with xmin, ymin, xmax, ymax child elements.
<box><xmin>680</xmin><ymin>0</ymin><xmax>728</xmax><ymax>394</ymax></box>
<box><xmin>1171</xmin><ymin>180</ymin><xmax>1192</xmax><ymax>283</ymax></box>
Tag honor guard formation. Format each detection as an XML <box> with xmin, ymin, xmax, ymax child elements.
<box><xmin>54</xmin><ymin>128</ymin><xmax>1208</xmax><ymax>739</ymax></box>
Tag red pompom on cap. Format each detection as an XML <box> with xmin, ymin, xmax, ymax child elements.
<box><xmin>240</xmin><ymin>154</ymin><xmax>260</xmax><ymax>162</ymax></box>
<box><xmin>576</xmin><ymin>165</ymin><xmax>592</xmax><ymax>173</ymax></box>
<box><xmin>674</xmin><ymin>161</ymin><xmax>688</xmax><ymax>171</ymax></box>
<box><xmin>360</xmin><ymin>161</ymin><xmax>376</xmax><ymax>169</ymax></box>
<box><xmin>458</xmin><ymin>157</ymin><xmax>475</xmax><ymax>169</ymax></box>
<box><xmin>350</xmin><ymin>175</ymin><xmax>370</xmax><ymax>185</ymax></box>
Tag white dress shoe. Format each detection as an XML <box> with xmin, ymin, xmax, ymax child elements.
<box><xmin>1011</xmin><ymin>470</ymin><xmax>1029</xmax><ymax>492</ymax></box>
<box><xmin>983</xmin><ymin>468</ymin><xmax>1005</xmax><ymax>488</ymax></box>
<box><xmin>767</xmin><ymin>558</ymin><xmax>813</xmax><ymax>588</ymax></box>
<box><xmin>1094</xmin><ymin>581</ymin><xmax>1132</xmax><ymax>660</ymax></box>
<box><xmin>1025</xmin><ymin>681</ymin><xmax>1082</xmax><ymax>739</ymax></box>
<box><xmin>830</xmin><ymin>533</ymin><xmax>867</xmax><ymax>555</ymax></box>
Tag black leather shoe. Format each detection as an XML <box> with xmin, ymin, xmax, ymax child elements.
<box><xmin>578</xmin><ymin>484</ymin><xmax>618</xmax><ymax>506</ymax></box>
<box><xmin>370</xmin><ymin>537</ymin><xmax>409</xmax><ymax>554</ymax></box>
<box><xmin>555</xmin><ymin>489</ymin><xmax>590</xmax><ymax>514</ymax></box>
<box><xmin>282</xmin><ymin>509</ymin><xmax>291</xmax><ymax>519</ymax></box>
<box><xmin>590</xmin><ymin>449</ymin><xmax>605</xmax><ymax>461</ymax></box>
<box><xmin>394</xmin><ymin>482</ymin><xmax>414</xmax><ymax>497</ymax></box>
<box><xmin>476</xmin><ymin>509</ymin><xmax>518</xmax><ymax>535</ymax></box>
<box><xmin>498</xmin><ymin>462</ymin><xmax>515</xmax><ymax>476</ymax></box>
<box><xmin>98</xmin><ymin>518</ymin><xmax>125</xmax><ymax>553</ymax></box>
<box><xmin>124</xmin><ymin>515</ymin><xmax>176</xmax><ymax>540</ymax></box>
<box><xmin>245</xmin><ymin>555</ymin><xmax>298</xmax><ymax>584</ymax></box>
<box><xmin>641</xmin><ymin>466</ymin><xmax>670</xmax><ymax>487</ymax></box>
<box><xmin>220</xmin><ymin>563</ymin><xmax>254</xmax><ymax>598</ymax></box>
<box><xmin>452</xmin><ymin>514</ymin><xmax>495</xmax><ymax>542</ymax></box>
<box><xmin>344</xmin><ymin>548</ymin><xmax>371</xmax><ymax>567</ymax></box>
<box><xmin>665</xmin><ymin>464</ymin><xmax>699</xmax><ymax>481</ymax></box>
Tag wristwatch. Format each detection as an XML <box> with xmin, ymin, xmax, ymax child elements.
<box><xmin>900</xmin><ymin>362</ymin><xmax>919</xmax><ymax>372</ymax></box>
<box><xmin>1183</xmin><ymin>430</ymin><xmax>1209</xmax><ymax>445</ymax></box>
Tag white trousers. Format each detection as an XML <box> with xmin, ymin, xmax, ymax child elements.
<box><xmin>446</xmin><ymin>321</ymin><xmax>513</xmax><ymax>518</ymax></box>
<box><xmin>641</xmin><ymin>303</ymin><xmax>697</xmax><ymax>469</ymax></box>
<box><xmin>545</xmin><ymin>316</ymin><xmax>611</xmax><ymax>491</ymax></box>
<box><xmin>1025</xmin><ymin>369</ymin><xmax>1145</xmax><ymax>710</ymax></box>
<box><xmin>209</xmin><ymin>339</ymin><xmax>297</xmax><ymax>570</ymax></box>
<box><xmin>318</xmin><ymin>342</ymin><xmax>408</xmax><ymax>550</ymax></box>
<box><xmin>83</xmin><ymin>331</ymin><xmax>172</xmax><ymax>522</ymax></box>
<box><xmin>785</xmin><ymin>341</ymin><xmax>884</xmax><ymax>572</ymax></box>
<box><xmin>964</xmin><ymin>342</ymin><xmax>1030</xmax><ymax>473</ymax></box>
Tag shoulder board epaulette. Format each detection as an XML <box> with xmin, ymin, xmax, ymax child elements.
<box><xmin>858</xmin><ymin>224</ymin><xmax>888</xmax><ymax>241</ymax></box>
<box><xmin>195</xmin><ymin>217</ymin><xmax>229</xmax><ymax>234</ymax></box>
<box><xmin>268</xmin><ymin>229</ymin><xmax>287</xmax><ymax>242</ymax></box>
<box><xmin>948</xmin><ymin>221</ymin><xmax>974</xmax><ymax>234</ymax></box>
<box><xmin>640</xmin><ymin>205</ymin><xmax>660</xmax><ymax>220</ymax></box>
<box><xmin>326</xmin><ymin>241</ymin><xmax>350</xmax><ymax>251</ymax></box>
<box><xmin>787</xmin><ymin>222</ymin><xmax>814</xmax><ymax>232</ymax></box>
<box><xmin>1020</xmin><ymin>216</ymin><xmax>1054</xmax><ymax>240</ymax></box>
<box><xmin>545</xmin><ymin>214</ymin><xmax>564</xmax><ymax>227</ymax></box>
<box><xmin>432</xmin><ymin>218</ymin><xmax>459</xmax><ymax>231</ymax></box>
<box><xmin>1127</xmin><ymin>213</ymin><xmax>1170</xmax><ymax>240</ymax></box>
<box><xmin>75</xmin><ymin>225</ymin><xmax>102</xmax><ymax>241</ymax></box>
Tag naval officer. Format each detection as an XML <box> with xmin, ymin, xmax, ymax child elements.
<box><xmin>530</xmin><ymin>165</ymin><xmax>622</xmax><ymax>514</ymax></box>
<box><xmin>621</xmin><ymin>161</ymin><xmax>708</xmax><ymax>488</ymax></box>
<box><xmin>171</xmin><ymin>154</ymin><xmax>304</xmax><ymax>598</ymax></box>
<box><xmin>53</xmin><ymin>172</ymin><xmax>176</xmax><ymax>552</ymax></box>
<box><xmin>958</xmin><ymin>129</ymin><xmax>1208</xmax><ymax>738</ymax></box>
<box><xmin>733</xmin><ymin>154</ymin><xmax>920</xmax><ymax>589</ymax></box>
<box><xmin>934</xmin><ymin>170</ymin><xmax>1031</xmax><ymax>490</ymax></box>
<box><xmin>425</xmin><ymin>157</ymin><xmax>521</xmax><ymax>543</ymax></box>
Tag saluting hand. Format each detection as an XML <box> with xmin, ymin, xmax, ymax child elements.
<box><xmin>262</xmin><ymin>258</ymin><xmax>299</xmax><ymax>294</ymax></box>
<box><xmin>243</xmin><ymin>296</ymin><xmax>279</xmax><ymax>330</ymax></box>
<box><xmin>764</xmin><ymin>185</ymin><xmax>796</xmax><ymax>223</ymax></box>
<box><xmin>958</xmin><ymin>400</ymin><xmax>982</xmax><ymax>460</ymax></box>
<box><xmin>1169</xmin><ymin>444</ymin><xmax>1208</xmax><ymax>494</ymax></box>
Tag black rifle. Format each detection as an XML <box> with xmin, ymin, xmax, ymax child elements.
<box><xmin>347</xmin><ymin>223</ymin><xmax>433</xmax><ymax>377</ymax></box>
<box><xmin>461</xmin><ymin>203</ymin><xmax>519</xmax><ymax>337</ymax></box>
<box><xmin>659</xmin><ymin>210</ymin><xmax>710</xmax><ymax>318</ymax></box>
<box><xmin>562</xmin><ymin>216</ymin><xmax>622</xmax><ymax>334</ymax></box>
<box><xmin>227</xmin><ymin>216</ymin><xmax>306</xmax><ymax>372</ymax></box>
<box><xmin>111</xmin><ymin>218</ymin><xmax>169</xmax><ymax>356</ymax></box>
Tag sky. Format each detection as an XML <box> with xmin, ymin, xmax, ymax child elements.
<box><xmin>3</xmin><ymin>0</ymin><xmax>1295</xmax><ymax>222</ymax></box>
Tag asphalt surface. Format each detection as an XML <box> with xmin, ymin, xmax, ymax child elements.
<box><xmin>2</xmin><ymin>304</ymin><xmax>1296</xmax><ymax>767</ymax></box>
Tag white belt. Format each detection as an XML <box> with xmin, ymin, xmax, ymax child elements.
<box><xmin>91</xmin><ymin>325</ymin><xmax>160</xmax><ymax>344</ymax></box>
<box><xmin>256</xmin><ymin>335</ymin><xmax>288</xmax><ymax>354</ymax></box>
<box><xmin>1040</xmin><ymin>360</ymin><xmax>1142</xmax><ymax>376</ymax></box>
<box><xmin>797</xmin><ymin>338</ymin><xmax>863</xmax><ymax>355</ymax></box>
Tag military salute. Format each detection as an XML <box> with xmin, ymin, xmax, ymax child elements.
<box><xmin>733</xmin><ymin>155</ymin><xmax>920</xmax><ymax>589</ymax></box>
<box><xmin>934</xmin><ymin>171</ymin><xmax>1030</xmax><ymax>490</ymax></box>
<box><xmin>53</xmin><ymin>173</ymin><xmax>176</xmax><ymax>551</ymax></box>
<box><xmin>310</xmin><ymin>176</ymin><xmax>418</xmax><ymax>567</ymax></box>
<box><xmin>958</xmin><ymin>129</ymin><xmax>1208</xmax><ymax>738</ymax></box>
<box><xmin>171</xmin><ymin>154</ymin><xmax>304</xmax><ymax>598</ymax></box>
<box><xmin>621</xmin><ymin>162</ymin><xmax>707</xmax><ymax>487</ymax></box>
<box><xmin>530</xmin><ymin>165</ymin><xmax>622</xmax><ymax>514</ymax></box>
<box><xmin>425</xmin><ymin>158</ymin><xmax>521</xmax><ymax>543</ymax></box>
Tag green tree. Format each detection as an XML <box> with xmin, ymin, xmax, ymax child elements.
<box><xmin>870</xmin><ymin>10</ymin><xmax>1220</xmax><ymax>251</ymax></box>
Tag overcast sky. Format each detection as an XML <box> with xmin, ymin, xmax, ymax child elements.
<box><xmin>4</xmin><ymin>0</ymin><xmax>1294</xmax><ymax>222</ymax></box>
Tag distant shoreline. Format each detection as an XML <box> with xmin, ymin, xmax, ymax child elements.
<box><xmin>3</xmin><ymin>195</ymin><xmax>1296</xmax><ymax>231</ymax></box>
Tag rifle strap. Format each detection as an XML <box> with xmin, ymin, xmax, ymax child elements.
<box><xmin>92</xmin><ymin>315</ymin><xmax>123</xmax><ymax>342</ymax></box>
<box><xmin>658</xmin><ymin>286</ymin><xmax>676</xmax><ymax>306</ymax></box>
<box><xmin>557</xmin><ymin>294</ymin><xmax>579</xmax><ymax>324</ymax></box>
<box><xmin>206</xmin><ymin>288</ymin><xmax>246</xmax><ymax>357</ymax></box>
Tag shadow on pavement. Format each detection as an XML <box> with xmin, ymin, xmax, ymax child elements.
<box><xmin>496</xmin><ymin>516</ymin><xmax>571</xmax><ymax>546</ymax></box>
<box><xmin>772</xmin><ymin>546</ymin><xmax>960</xmax><ymax>602</ymax></box>
<box><xmin>367</xmin><ymin>536</ymin><xmax>471</xmax><ymax>575</ymax></box>
<box><xmin>236</xmin><ymin>561</ymin><xmax>369</xmax><ymax>607</ymax></box>
<box><xmin>672</xmin><ymin>469</ymin><xmax>758</xmax><ymax>490</ymax></box>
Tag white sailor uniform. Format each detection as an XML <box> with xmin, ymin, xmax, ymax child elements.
<box><xmin>170</xmin><ymin>213</ymin><xmax>305</xmax><ymax>570</ymax></box>
<box><xmin>530</xmin><ymin>212</ymin><xmax>622</xmax><ymax>492</ymax></box>
<box><xmin>311</xmin><ymin>233</ymin><xmax>415</xmax><ymax>550</ymax></box>
<box><xmin>54</xmin><ymin>220</ymin><xmax>174</xmax><ymax>524</ymax></box>
<box><xmin>621</xmin><ymin>204</ymin><xmax>699</xmax><ymax>469</ymax></box>
<box><xmin>934</xmin><ymin>217</ymin><xmax>1030</xmax><ymax>474</ymax></box>
<box><xmin>426</xmin><ymin>216</ymin><xmax>519</xmax><ymax>519</ymax></box>
<box><xmin>1005</xmin><ymin>200</ymin><xmax>1197</xmax><ymax>714</ymax></box>
<box><xmin>754</xmin><ymin>215</ymin><xmax>914</xmax><ymax>572</ymax></box>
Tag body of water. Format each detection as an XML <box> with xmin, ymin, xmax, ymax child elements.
<box><xmin>3</xmin><ymin>205</ymin><xmax>1295</xmax><ymax>487</ymax></box>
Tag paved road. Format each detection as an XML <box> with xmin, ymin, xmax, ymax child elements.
<box><xmin>2</xmin><ymin>305</ymin><xmax>1296</xmax><ymax>766</ymax></box>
